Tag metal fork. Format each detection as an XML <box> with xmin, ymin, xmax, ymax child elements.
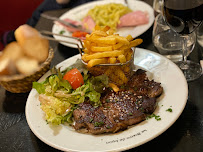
<box><xmin>41</xmin><ymin>13</ymin><xmax>91</xmax><ymax>33</ymax></box>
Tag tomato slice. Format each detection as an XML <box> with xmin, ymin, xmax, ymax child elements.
<box><xmin>63</xmin><ymin>68</ymin><xmax>84</xmax><ymax>89</ymax></box>
<box><xmin>72</xmin><ymin>31</ymin><xmax>88</xmax><ymax>38</ymax></box>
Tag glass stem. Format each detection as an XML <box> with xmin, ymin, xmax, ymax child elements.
<box><xmin>180</xmin><ymin>36</ymin><xmax>189</xmax><ymax>70</ymax></box>
<box><xmin>182</xmin><ymin>36</ymin><xmax>188</xmax><ymax>62</ymax></box>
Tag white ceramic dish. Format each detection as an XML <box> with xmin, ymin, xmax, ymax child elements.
<box><xmin>26</xmin><ymin>48</ymin><xmax>188</xmax><ymax>152</ymax></box>
<box><xmin>52</xmin><ymin>0</ymin><xmax>154</xmax><ymax>48</ymax></box>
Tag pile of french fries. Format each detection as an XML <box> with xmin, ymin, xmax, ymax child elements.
<box><xmin>81</xmin><ymin>25</ymin><xmax>143</xmax><ymax>89</ymax></box>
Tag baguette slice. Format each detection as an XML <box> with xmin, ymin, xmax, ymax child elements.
<box><xmin>15</xmin><ymin>24</ymin><xmax>49</xmax><ymax>62</ymax></box>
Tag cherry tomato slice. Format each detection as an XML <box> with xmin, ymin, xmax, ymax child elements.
<box><xmin>63</xmin><ymin>68</ymin><xmax>84</xmax><ymax>89</ymax></box>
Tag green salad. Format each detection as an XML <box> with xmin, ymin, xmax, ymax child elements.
<box><xmin>33</xmin><ymin>60</ymin><xmax>109</xmax><ymax>125</ymax></box>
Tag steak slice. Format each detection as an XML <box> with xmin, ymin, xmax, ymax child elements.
<box><xmin>73</xmin><ymin>69</ymin><xmax>163</xmax><ymax>134</ymax></box>
<box><xmin>127</xmin><ymin>69</ymin><xmax>163</xmax><ymax>98</ymax></box>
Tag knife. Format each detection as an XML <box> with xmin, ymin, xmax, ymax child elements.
<box><xmin>41</xmin><ymin>13</ymin><xmax>91</xmax><ymax>33</ymax></box>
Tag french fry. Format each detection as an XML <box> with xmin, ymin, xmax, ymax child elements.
<box><xmin>108</xmin><ymin>29</ymin><xmax>114</xmax><ymax>35</ymax></box>
<box><xmin>81</xmin><ymin>26</ymin><xmax>144</xmax><ymax>88</ymax></box>
<box><xmin>87</xmin><ymin>58</ymin><xmax>107</xmax><ymax>68</ymax></box>
<box><xmin>126</xmin><ymin>49</ymin><xmax>133</xmax><ymax>61</ymax></box>
<box><xmin>114</xmin><ymin>35</ymin><xmax>130</xmax><ymax>45</ymax></box>
<box><xmin>121</xmin><ymin>65</ymin><xmax>130</xmax><ymax>73</ymax></box>
<box><xmin>118</xmin><ymin>54</ymin><xmax>126</xmax><ymax>63</ymax></box>
<box><xmin>109</xmin><ymin>83</ymin><xmax>119</xmax><ymax>92</ymax></box>
<box><xmin>88</xmin><ymin>34</ymin><xmax>102</xmax><ymax>40</ymax></box>
<box><xmin>83</xmin><ymin>40</ymin><xmax>91</xmax><ymax>50</ymax></box>
<box><xmin>119</xmin><ymin>45</ymin><xmax>130</xmax><ymax>50</ymax></box>
<box><xmin>113</xmin><ymin>42</ymin><xmax>124</xmax><ymax>50</ymax></box>
<box><xmin>84</xmin><ymin>50</ymin><xmax>123</xmax><ymax>61</ymax></box>
<box><xmin>91</xmin><ymin>46</ymin><xmax>113</xmax><ymax>52</ymax></box>
<box><xmin>94</xmin><ymin>25</ymin><xmax>101</xmax><ymax>31</ymax></box>
<box><xmin>108</xmin><ymin>57</ymin><xmax>117</xmax><ymax>64</ymax></box>
<box><xmin>101</xmin><ymin>26</ymin><xmax>110</xmax><ymax>32</ymax></box>
<box><xmin>129</xmin><ymin>39</ymin><xmax>143</xmax><ymax>48</ymax></box>
<box><xmin>81</xmin><ymin>54</ymin><xmax>88</xmax><ymax>62</ymax></box>
<box><xmin>114</xmin><ymin>68</ymin><xmax>128</xmax><ymax>83</ymax></box>
<box><xmin>87</xmin><ymin>36</ymin><xmax>116</xmax><ymax>45</ymax></box>
<box><xmin>83</xmin><ymin>48</ymin><xmax>89</xmax><ymax>54</ymax></box>
<box><xmin>126</xmin><ymin>35</ymin><xmax>133</xmax><ymax>41</ymax></box>
<box><xmin>92</xmin><ymin>30</ymin><xmax>108</xmax><ymax>37</ymax></box>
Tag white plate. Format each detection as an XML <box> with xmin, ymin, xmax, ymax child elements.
<box><xmin>25</xmin><ymin>48</ymin><xmax>188</xmax><ymax>152</ymax></box>
<box><xmin>52</xmin><ymin>0</ymin><xmax>154</xmax><ymax>48</ymax></box>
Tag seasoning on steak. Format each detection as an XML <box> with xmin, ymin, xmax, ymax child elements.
<box><xmin>73</xmin><ymin>69</ymin><xmax>163</xmax><ymax>134</ymax></box>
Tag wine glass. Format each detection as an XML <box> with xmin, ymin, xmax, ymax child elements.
<box><xmin>153</xmin><ymin>0</ymin><xmax>163</xmax><ymax>15</ymax></box>
<box><xmin>163</xmin><ymin>0</ymin><xmax>203</xmax><ymax>81</ymax></box>
<box><xmin>152</xmin><ymin>14</ymin><xmax>196</xmax><ymax>62</ymax></box>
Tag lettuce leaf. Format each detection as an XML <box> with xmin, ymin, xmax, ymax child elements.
<box><xmin>32</xmin><ymin>82</ymin><xmax>45</xmax><ymax>94</ymax></box>
<box><xmin>90</xmin><ymin>74</ymin><xmax>109</xmax><ymax>93</ymax></box>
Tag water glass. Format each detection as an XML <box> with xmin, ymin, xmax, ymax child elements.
<box><xmin>152</xmin><ymin>14</ymin><xmax>196</xmax><ymax>62</ymax></box>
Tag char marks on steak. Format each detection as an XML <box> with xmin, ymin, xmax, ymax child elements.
<box><xmin>73</xmin><ymin>69</ymin><xmax>163</xmax><ymax>134</ymax></box>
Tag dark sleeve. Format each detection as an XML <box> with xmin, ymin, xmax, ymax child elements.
<box><xmin>26</xmin><ymin>0</ymin><xmax>69</xmax><ymax>27</ymax></box>
<box><xmin>27</xmin><ymin>0</ymin><xmax>95</xmax><ymax>27</ymax></box>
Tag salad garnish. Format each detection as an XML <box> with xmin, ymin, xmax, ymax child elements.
<box><xmin>33</xmin><ymin>60</ymin><xmax>109</xmax><ymax>125</ymax></box>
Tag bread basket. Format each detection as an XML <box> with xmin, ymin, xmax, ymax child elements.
<box><xmin>0</xmin><ymin>48</ymin><xmax>54</xmax><ymax>93</ymax></box>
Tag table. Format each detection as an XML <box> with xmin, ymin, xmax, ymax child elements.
<box><xmin>0</xmin><ymin>1</ymin><xmax>203</xmax><ymax>152</ymax></box>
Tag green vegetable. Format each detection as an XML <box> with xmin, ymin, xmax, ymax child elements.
<box><xmin>59</xmin><ymin>30</ymin><xmax>65</xmax><ymax>34</ymax></box>
<box><xmin>146</xmin><ymin>114</ymin><xmax>161</xmax><ymax>121</ymax></box>
<box><xmin>166</xmin><ymin>108</ymin><xmax>173</xmax><ymax>112</ymax></box>
<box><xmin>40</xmin><ymin>95</ymin><xmax>71</xmax><ymax>125</ymax></box>
<box><xmin>33</xmin><ymin>82</ymin><xmax>45</xmax><ymax>94</ymax></box>
<box><xmin>94</xmin><ymin>121</ymin><xmax>104</xmax><ymax>127</ymax></box>
<box><xmin>33</xmin><ymin>64</ymin><xmax>109</xmax><ymax>125</ymax></box>
<box><xmin>90</xmin><ymin>74</ymin><xmax>109</xmax><ymax>93</ymax></box>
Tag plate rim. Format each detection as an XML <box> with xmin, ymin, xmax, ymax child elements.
<box><xmin>51</xmin><ymin>0</ymin><xmax>155</xmax><ymax>48</ymax></box>
<box><xmin>25</xmin><ymin>48</ymin><xmax>188</xmax><ymax>152</ymax></box>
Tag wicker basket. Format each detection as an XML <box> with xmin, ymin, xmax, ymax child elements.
<box><xmin>0</xmin><ymin>48</ymin><xmax>54</xmax><ymax>93</ymax></box>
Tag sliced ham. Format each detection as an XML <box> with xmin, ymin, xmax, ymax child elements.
<box><xmin>82</xmin><ymin>16</ymin><xmax>96</xmax><ymax>31</ymax></box>
<box><xmin>117</xmin><ymin>11</ymin><xmax>149</xmax><ymax>28</ymax></box>
<box><xmin>56</xmin><ymin>10</ymin><xmax>148</xmax><ymax>38</ymax></box>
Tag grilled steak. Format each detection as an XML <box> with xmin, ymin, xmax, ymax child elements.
<box><xmin>127</xmin><ymin>69</ymin><xmax>163</xmax><ymax>98</ymax></box>
<box><xmin>73</xmin><ymin>69</ymin><xmax>163</xmax><ymax>134</ymax></box>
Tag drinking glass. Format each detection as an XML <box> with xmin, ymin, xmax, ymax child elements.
<box><xmin>163</xmin><ymin>0</ymin><xmax>203</xmax><ymax>81</ymax></box>
<box><xmin>153</xmin><ymin>0</ymin><xmax>163</xmax><ymax>15</ymax></box>
<box><xmin>153</xmin><ymin>14</ymin><xmax>196</xmax><ymax>62</ymax></box>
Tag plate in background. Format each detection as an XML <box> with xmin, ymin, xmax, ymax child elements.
<box><xmin>52</xmin><ymin>0</ymin><xmax>154</xmax><ymax>48</ymax></box>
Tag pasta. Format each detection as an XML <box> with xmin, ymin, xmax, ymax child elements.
<box><xmin>86</xmin><ymin>3</ymin><xmax>132</xmax><ymax>31</ymax></box>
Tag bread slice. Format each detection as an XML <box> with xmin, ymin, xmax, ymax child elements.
<box><xmin>15</xmin><ymin>57</ymin><xmax>39</xmax><ymax>75</ymax></box>
<box><xmin>15</xmin><ymin>24</ymin><xmax>49</xmax><ymax>62</ymax></box>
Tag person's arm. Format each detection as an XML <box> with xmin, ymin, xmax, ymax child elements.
<box><xmin>56</xmin><ymin>0</ymin><xmax>70</xmax><ymax>4</ymax></box>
